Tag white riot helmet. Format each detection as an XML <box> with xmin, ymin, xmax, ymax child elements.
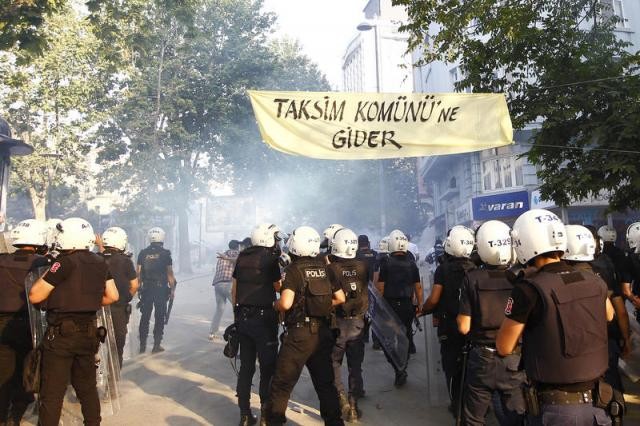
<box><xmin>148</xmin><ymin>227</ymin><xmax>165</xmax><ymax>243</ymax></box>
<box><xmin>626</xmin><ymin>222</ymin><xmax>640</xmax><ymax>250</ymax></box>
<box><xmin>331</xmin><ymin>228</ymin><xmax>358</xmax><ymax>259</ymax></box>
<box><xmin>288</xmin><ymin>226</ymin><xmax>321</xmax><ymax>257</ymax></box>
<box><xmin>102</xmin><ymin>227</ymin><xmax>128</xmax><ymax>251</ymax></box>
<box><xmin>45</xmin><ymin>218</ymin><xmax>62</xmax><ymax>247</ymax></box>
<box><xmin>323</xmin><ymin>224</ymin><xmax>344</xmax><ymax>241</ymax></box>
<box><xmin>378</xmin><ymin>237</ymin><xmax>389</xmax><ymax>254</ymax></box>
<box><xmin>55</xmin><ymin>218</ymin><xmax>95</xmax><ymax>250</ymax></box>
<box><xmin>10</xmin><ymin>219</ymin><xmax>47</xmax><ymax>247</ymax></box>
<box><xmin>444</xmin><ymin>225</ymin><xmax>475</xmax><ymax>258</ymax></box>
<box><xmin>511</xmin><ymin>209</ymin><xmax>567</xmax><ymax>264</ymax></box>
<box><xmin>476</xmin><ymin>221</ymin><xmax>512</xmax><ymax>266</ymax></box>
<box><xmin>251</xmin><ymin>223</ymin><xmax>282</xmax><ymax>248</ymax></box>
<box><xmin>563</xmin><ymin>225</ymin><xmax>596</xmax><ymax>262</ymax></box>
<box><xmin>388</xmin><ymin>229</ymin><xmax>409</xmax><ymax>253</ymax></box>
<box><xmin>597</xmin><ymin>225</ymin><xmax>616</xmax><ymax>243</ymax></box>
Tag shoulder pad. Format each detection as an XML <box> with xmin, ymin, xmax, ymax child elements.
<box><xmin>506</xmin><ymin>265</ymin><xmax>538</xmax><ymax>284</ymax></box>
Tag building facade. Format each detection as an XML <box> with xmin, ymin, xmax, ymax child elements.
<box><xmin>413</xmin><ymin>0</ymin><xmax>640</xmax><ymax>243</ymax></box>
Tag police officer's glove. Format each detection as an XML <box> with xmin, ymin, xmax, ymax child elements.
<box><xmin>278</xmin><ymin>252</ymin><xmax>291</xmax><ymax>268</ymax></box>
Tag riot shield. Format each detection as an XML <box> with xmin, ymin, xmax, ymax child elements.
<box><xmin>419</xmin><ymin>266</ymin><xmax>449</xmax><ymax>407</ymax></box>
<box><xmin>124</xmin><ymin>302</ymin><xmax>140</xmax><ymax>363</ymax></box>
<box><xmin>59</xmin><ymin>306</ymin><xmax>121</xmax><ymax>423</ymax></box>
<box><xmin>25</xmin><ymin>267</ymin><xmax>49</xmax><ymax>348</ymax></box>
<box><xmin>368</xmin><ymin>283</ymin><xmax>409</xmax><ymax>371</ymax></box>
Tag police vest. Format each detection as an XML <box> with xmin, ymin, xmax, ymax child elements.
<box><xmin>0</xmin><ymin>252</ymin><xmax>40</xmax><ymax>312</ymax></box>
<box><xmin>102</xmin><ymin>250</ymin><xmax>134</xmax><ymax>304</ymax></box>
<box><xmin>330</xmin><ymin>259</ymin><xmax>368</xmax><ymax>317</ymax></box>
<box><xmin>356</xmin><ymin>248</ymin><xmax>377</xmax><ymax>281</ymax></box>
<box><xmin>47</xmin><ymin>252</ymin><xmax>107</xmax><ymax>313</ymax></box>
<box><xmin>522</xmin><ymin>270</ymin><xmax>608</xmax><ymax>384</ymax></box>
<box><xmin>140</xmin><ymin>245</ymin><xmax>169</xmax><ymax>283</ymax></box>
<box><xmin>383</xmin><ymin>255</ymin><xmax>415</xmax><ymax>299</ymax></box>
<box><xmin>467</xmin><ymin>268</ymin><xmax>513</xmax><ymax>344</ymax></box>
<box><xmin>288</xmin><ymin>258</ymin><xmax>333</xmax><ymax>321</ymax></box>
<box><xmin>234</xmin><ymin>246</ymin><xmax>277</xmax><ymax>306</ymax></box>
<box><xmin>441</xmin><ymin>258</ymin><xmax>477</xmax><ymax>318</ymax></box>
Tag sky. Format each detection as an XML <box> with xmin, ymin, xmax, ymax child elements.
<box><xmin>261</xmin><ymin>0</ymin><xmax>367</xmax><ymax>90</ymax></box>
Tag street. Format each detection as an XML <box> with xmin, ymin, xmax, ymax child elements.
<box><xmin>21</xmin><ymin>268</ymin><xmax>640</xmax><ymax>425</ymax></box>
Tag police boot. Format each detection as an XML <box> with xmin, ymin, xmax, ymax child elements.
<box><xmin>339</xmin><ymin>391</ymin><xmax>350</xmax><ymax>420</ymax></box>
<box><xmin>139</xmin><ymin>339</ymin><xmax>147</xmax><ymax>354</ymax></box>
<box><xmin>238</xmin><ymin>413</ymin><xmax>257</xmax><ymax>426</ymax></box>
<box><xmin>394</xmin><ymin>369</ymin><xmax>407</xmax><ymax>387</ymax></box>
<box><xmin>347</xmin><ymin>395</ymin><xmax>362</xmax><ymax>422</ymax></box>
<box><xmin>259</xmin><ymin>404</ymin><xmax>268</xmax><ymax>426</ymax></box>
<box><xmin>152</xmin><ymin>342</ymin><xmax>165</xmax><ymax>353</ymax></box>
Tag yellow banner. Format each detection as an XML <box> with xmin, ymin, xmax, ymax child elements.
<box><xmin>248</xmin><ymin>90</ymin><xmax>513</xmax><ymax>160</ymax></box>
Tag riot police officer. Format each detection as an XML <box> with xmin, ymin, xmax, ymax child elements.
<box><xmin>566</xmin><ymin>225</ymin><xmax>629</xmax><ymax>413</ymax></box>
<box><xmin>422</xmin><ymin>225</ymin><xmax>476</xmax><ymax>413</ymax></box>
<box><xmin>355</xmin><ymin>234</ymin><xmax>376</xmax><ymax>346</ymax></box>
<box><xmin>328</xmin><ymin>228</ymin><xmax>369</xmax><ymax>421</ymax></box>
<box><xmin>376</xmin><ymin>229</ymin><xmax>423</xmax><ymax>387</ymax></box>
<box><xmin>138</xmin><ymin>227</ymin><xmax>176</xmax><ymax>354</ymax></box>
<box><xmin>497</xmin><ymin>209</ymin><xmax>614</xmax><ymax>425</ymax></box>
<box><xmin>0</xmin><ymin>220</ymin><xmax>47</xmax><ymax>426</ymax></box>
<box><xmin>29</xmin><ymin>218</ymin><xmax>119</xmax><ymax>426</ymax></box>
<box><xmin>320</xmin><ymin>224</ymin><xmax>344</xmax><ymax>260</ymax></box>
<box><xmin>100</xmin><ymin>226</ymin><xmax>138</xmax><ymax>367</ymax></box>
<box><xmin>232</xmin><ymin>223</ymin><xmax>283</xmax><ymax>426</ymax></box>
<box><xmin>457</xmin><ymin>220</ymin><xmax>526</xmax><ymax>425</ymax></box>
<box><xmin>599</xmin><ymin>225</ymin><xmax>634</xmax><ymax>305</ymax></box>
<box><xmin>267</xmin><ymin>226</ymin><xmax>346</xmax><ymax>426</ymax></box>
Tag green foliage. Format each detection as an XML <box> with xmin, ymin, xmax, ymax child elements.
<box><xmin>396</xmin><ymin>0</ymin><xmax>640</xmax><ymax>211</ymax></box>
<box><xmin>0</xmin><ymin>5</ymin><xmax>105</xmax><ymax>219</ymax></box>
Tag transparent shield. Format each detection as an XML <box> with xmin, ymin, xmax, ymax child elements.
<box><xmin>419</xmin><ymin>266</ymin><xmax>449</xmax><ymax>406</ymax></box>
<box><xmin>368</xmin><ymin>284</ymin><xmax>409</xmax><ymax>371</ymax></box>
<box><xmin>124</xmin><ymin>302</ymin><xmax>140</xmax><ymax>362</ymax></box>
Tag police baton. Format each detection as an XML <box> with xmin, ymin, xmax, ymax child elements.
<box><xmin>455</xmin><ymin>342</ymin><xmax>471</xmax><ymax>426</ymax></box>
<box><xmin>165</xmin><ymin>281</ymin><xmax>177</xmax><ymax>325</ymax></box>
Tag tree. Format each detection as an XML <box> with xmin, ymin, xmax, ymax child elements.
<box><xmin>396</xmin><ymin>0</ymin><xmax>640</xmax><ymax>211</ymax></box>
<box><xmin>0</xmin><ymin>5</ymin><xmax>105</xmax><ymax>220</ymax></box>
<box><xmin>90</xmin><ymin>0</ymin><xmax>335</xmax><ymax>271</ymax></box>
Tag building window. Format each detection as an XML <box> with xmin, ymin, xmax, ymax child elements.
<box><xmin>601</xmin><ymin>0</ymin><xmax>627</xmax><ymax>28</ymax></box>
<box><xmin>482</xmin><ymin>156</ymin><xmax>524</xmax><ymax>192</ymax></box>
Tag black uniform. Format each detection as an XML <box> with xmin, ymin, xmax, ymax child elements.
<box><xmin>137</xmin><ymin>243</ymin><xmax>172</xmax><ymax>350</ymax></box>
<box><xmin>233</xmin><ymin>246</ymin><xmax>281</xmax><ymax>419</ymax></box>
<box><xmin>602</xmin><ymin>243</ymin><xmax>631</xmax><ymax>287</ymax></box>
<box><xmin>355</xmin><ymin>247</ymin><xmax>377</xmax><ymax>344</ymax></box>
<box><xmin>584</xmin><ymin>255</ymin><xmax>626</xmax><ymax>394</ymax></box>
<box><xmin>101</xmin><ymin>249</ymin><xmax>136</xmax><ymax>367</ymax></box>
<box><xmin>38</xmin><ymin>251</ymin><xmax>110</xmax><ymax>426</ymax></box>
<box><xmin>433</xmin><ymin>257</ymin><xmax>476</xmax><ymax>407</ymax></box>
<box><xmin>328</xmin><ymin>256</ymin><xmax>369</xmax><ymax>400</ymax></box>
<box><xmin>378</xmin><ymin>252</ymin><xmax>420</xmax><ymax>379</ymax></box>
<box><xmin>0</xmin><ymin>250</ymin><xmax>43</xmax><ymax>425</ymax></box>
<box><xmin>458</xmin><ymin>266</ymin><xmax>526</xmax><ymax>426</ymax></box>
<box><xmin>267</xmin><ymin>257</ymin><xmax>344</xmax><ymax>426</ymax></box>
<box><xmin>505</xmin><ymin>261</ymin><xmax>610</xmax><ymax>424</ymax></box>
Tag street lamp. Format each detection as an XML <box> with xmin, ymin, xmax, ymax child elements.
<box><xmin>357</xmin><ymin>20</ymin><xmax>387</xmax><ymax>237</ymax></box>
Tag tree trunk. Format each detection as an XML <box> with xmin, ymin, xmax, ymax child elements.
<box><xmin>29</xmin><ymin>187</ymin><xmax>47</xmax><ymax>220</ymax></box>
<box><xmin>177</xmin><ymin>207</ymin><xmax>192</xmax><ymax>274</ymax></box>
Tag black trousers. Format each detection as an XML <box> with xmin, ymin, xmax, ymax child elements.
<box><xmin>438</xmin><ymin>326</ymin><xmax>466</xmax><ymax>407</ymax></box>
<box><xmin>38</xmin><ymin>319</ymin><xmax>100</xmax><ymax>426</ymax></box>
<box><xmin>110</xmin><ymin>303</ymin><xmax>131</xmax><ymax>367</ymax></box>
<box><xmin>267</xmin><ymin>324</ymin><xmax>344</xmax><ymax>426</ymax></box>
<box><xmin>462</xmin><ymin>347</ymin><xmax>526</xmax><ymax>426</ymax></box>
<box><xmin>331</xmin><ymin>317</ymin><xmax>365</xmax><ymax>397</ymax></box>
<box><xmin>0</xmin><ymin>313</ymin><xmax>33</xmax><ymax>425</ymax></box>
<box><xmin>139</xmin><ymin>286</ymin><xmax>168</xmax><ymax>345</ymax></box>
<box><xmin>236</xmin><ymin>307</ymin><xmax>279</xmax><ymax>414</ymax></box>
<box><xmin>381</xmin><ymin>298</ymin><xmax>414</xmax><ymax>373</ymax></box>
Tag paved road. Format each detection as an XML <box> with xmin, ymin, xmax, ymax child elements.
<box><xmin>23</xmin><ymin>268</ymin><xmax>640</xmax><ymax>425</ymax></box>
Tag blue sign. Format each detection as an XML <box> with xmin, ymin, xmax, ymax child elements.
<box><xmin>472</xmin><ymin>190</ymin><xmax>529</xmax><ymax>221</ymax></box>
